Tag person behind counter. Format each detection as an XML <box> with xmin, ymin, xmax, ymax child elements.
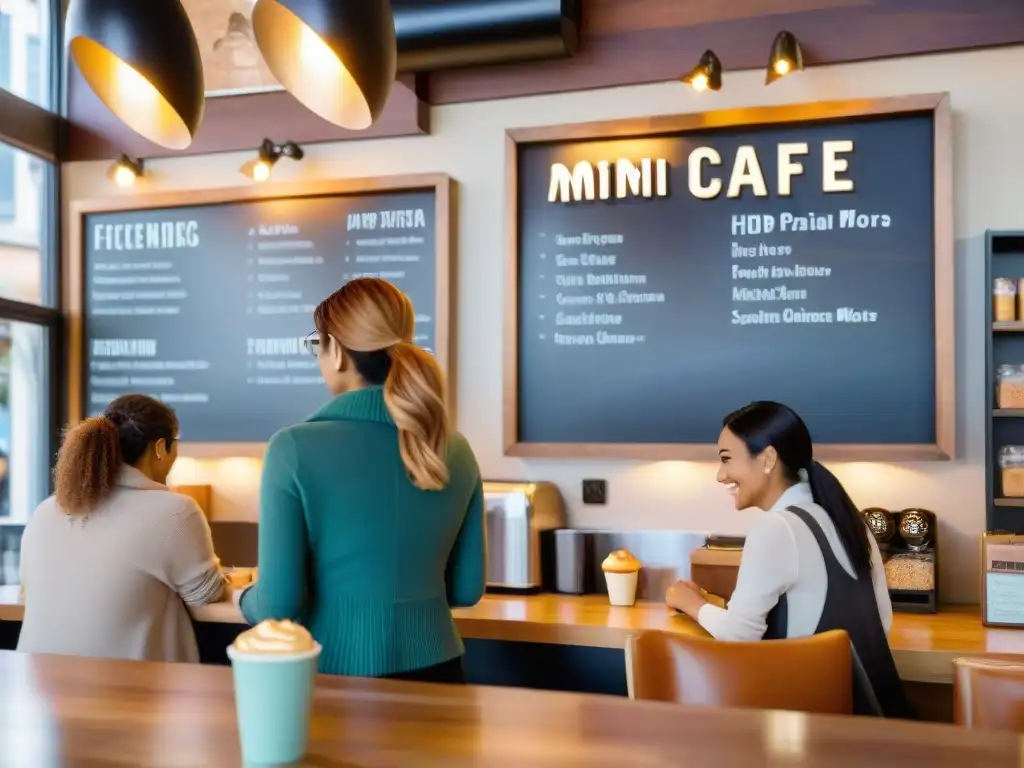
<box><xmin>237</xmin><ymin>277</ymin><xmax>485</xmax><ymax>683</ymax></box>
<box><xmin>17</xmin><ymin>395</ymin><xmax>224</xmax><ymax>662</ymax></box>
<box><xmin>665</xmin><ymin>401</ymin><xmax>912</xmax><ymax>718</ymax></box>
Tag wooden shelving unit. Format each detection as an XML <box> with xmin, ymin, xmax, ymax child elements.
<box><xmin>986</xmin><ymin>231</ymin><xmax>1024</xmax><ymax>532</ymax></box>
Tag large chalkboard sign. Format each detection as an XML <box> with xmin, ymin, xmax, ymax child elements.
<box><xmin>504</xmin><ymin>95</ymin><xmax>954</xmax><ymax>461</ymax></box>
<box><xmin>71</xmin><ymin>175</ymin><xmax>453</xmax><ymax>451</ymax></box>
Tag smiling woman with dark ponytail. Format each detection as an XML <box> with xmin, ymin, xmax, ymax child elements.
<box><xmin>665</xmin><ymin>401</ymin><xmax>913</xmax><ymax>719</ymax></box>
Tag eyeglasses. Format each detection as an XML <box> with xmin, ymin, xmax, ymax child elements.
<box><xmin>303</xmin><ymin>332</ymin><xmax>320</xmax><ymax>357</ymax></box>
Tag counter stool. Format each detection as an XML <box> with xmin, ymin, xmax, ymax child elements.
<box><xmin>953</xmin><ymin>657</ymin><xmax>1024</xmax><ymax>731</ymax></box>
<box><xmin>625</xmin><ymin>629</ymin><xmax>852</xmax><ymax>715</ymax></box>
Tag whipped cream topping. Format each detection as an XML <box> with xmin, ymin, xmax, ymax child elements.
<box><xmin>602</xmin><ymin>549</ymin><xmax>641</xmax><ymax>574</ymax></box>
<box><xmin>232</xmin><ymin>619</ymin><xmax>316</xmax><ymax>654</ymax></box>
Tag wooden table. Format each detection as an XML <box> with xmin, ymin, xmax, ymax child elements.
<box><xmin>0</xmin><ymin>650</ymin><xmax>1020</xmax><ymax>767</ymax></box>
<box><xmin>2</xmin><ymin>588</ymin><xmax>1023</xmax><ymax>685</ymax></box>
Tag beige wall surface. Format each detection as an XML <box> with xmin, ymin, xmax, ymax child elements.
<box><xmin>63</xmin><ymin>46</ymin><xmax>1024</xmax><ymax>603</ymax></box>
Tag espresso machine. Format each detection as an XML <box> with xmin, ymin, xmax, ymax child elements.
<box><xmin>482</xmin><ymin>481</ymin><xmax>565</xmax><ymax>594</ymax></box>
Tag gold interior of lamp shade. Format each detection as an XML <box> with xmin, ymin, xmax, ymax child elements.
<box><xmin>252</xmin><ymin>0</ymin><xmax>373</xmax><ymax>131</ymax></box>
<box><xmin>69</xmin><ymin>36</ymin><xmax>195</xmax><ymax>150</ymax></box>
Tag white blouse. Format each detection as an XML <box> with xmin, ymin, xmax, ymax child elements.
<box><xmin>697</xmin><ymin>482</ymin><xmax>892</xmax><ymax>642</ymax></box>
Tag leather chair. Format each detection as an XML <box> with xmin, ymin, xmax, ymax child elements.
<box><xmin>625</xmin><ymin>629</ymin><xmax>853</xmax><ymax>715</ymax></box>
<box><xmin>953</xmin><ymin>657</ymin><xmax>1024</xmax><ymax>731</ymax></box>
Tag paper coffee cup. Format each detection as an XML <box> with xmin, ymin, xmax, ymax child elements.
<box><xmin>604</xmin><ymin>571</ymin><xmax>639</xmax><ymax>607</ymax></box>
<box><xmin>227</xmin><ymin>643</ymin><xmax>321</xmax><ymax>765</ymax></box>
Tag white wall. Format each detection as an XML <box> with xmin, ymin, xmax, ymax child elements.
<box><xmin>64</xmin><ymin>46</ymin><xmax>1024</xmax><ymax>603</ymax></box>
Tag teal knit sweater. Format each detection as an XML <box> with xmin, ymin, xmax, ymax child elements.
<box><xmin>239</xmin><ymin>387</ymin><xmax>486</xmax><ymax>677</ymax></box>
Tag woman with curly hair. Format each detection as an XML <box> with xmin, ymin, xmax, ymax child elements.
<box><xmin>17</xmin><ymin>394</ymin><xmax>224</xmax><ymax>662</ymax></box>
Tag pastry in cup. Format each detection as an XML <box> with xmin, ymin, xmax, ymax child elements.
<box><xmin>602</xmin><ymin>549</ymin><xmax>642</xmax><ymax>606</ymax></box>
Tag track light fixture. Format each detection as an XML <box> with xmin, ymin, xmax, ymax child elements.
<box><xmin>240</xmin><ymin>139</ymin><xmax>304</xmax><ymax>182</ymax></box>
<box><xmin>107</xmin><ymin>155</ymin><xmax>144</xmax><ymax>188</ymax></box>
<box><xmin>681</xmin><ymin>50</ymin><xmax>722</xmax><ymax>92</ymax></box>
<box><xmin>766</xmin><ymin>31</ymin><xmax>804</xmax><ymax>85</ymax></box>
<box><xmin>64</xmin><ymin>0</ymin><xmax>205</xmax><ymax>149</ymax></box>
<box><xmin>251</xmin><ymin>0</ymin><xmax>397</xmax><ymax>131</ymax></box>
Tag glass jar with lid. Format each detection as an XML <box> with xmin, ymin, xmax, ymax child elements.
<box><xmin>997</xmin><ymin>365</ymin><xmax>1024</xmax><ymax>409</ymax></box>
<box><xmin>994</xmin><ymin>278</ymin><xmax>1017</xmax><ymax>322</ymax></box>
<box><xmin>1000</xmin><ymin>445</ymin><xmax>1024</xmax><ymax>497</ymax></box>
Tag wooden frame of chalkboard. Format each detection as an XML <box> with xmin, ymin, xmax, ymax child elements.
<box><xmin>66</xmin><ymin>173</ymin><xmax>456</xmax><ymax>458</ymax></box>
<box><xmin>503</xmin><ymin>94</ymin><xmax>954</xmax><ymax>462</ymax></box>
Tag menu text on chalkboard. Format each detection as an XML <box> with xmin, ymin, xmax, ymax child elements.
<box><xmin>77</xmin><ymin>175</ymin><xmax>453</xmax><ymax>445</ymax></box>
<box><xmin>505</xmin><ymin>95</ymin><xmax>954</xmax><ymax>461</ymax></box>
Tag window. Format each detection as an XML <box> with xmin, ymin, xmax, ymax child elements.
<box><xmin>0</xmin><ymin>1</ymin><xmax>51</xmax><ymax>109</ymax></box>
<box><xmin>0</xmin><ymin>319</ymin><xmax>50</xmax><ymax>524</ymax></box>
<box><xmin>26</xmin><ymin>35</ymin><xmax>40</xmax><ymax>105</ymax></box>
<box><xmin>0</xmin><ymin>0</ymin><xmax>61</xmax><ymax>553</ymax></box>
<box><xmin>0</xmin><ymin>13</ymin><xmax>10</xmax><ymax>90</ymax></box>
<box><xmin>0</xmin><ymin>146</ymin><xmax>11</xmax><ymax>224</ymax></box>
<box><xmin>0</xmin><ymin>14</ymin><xmax>9</xmax><ymax>224</ymax></box>
<box><xmin>0</xmin><ymin>142</ymin><xmax>51</xmax><ymax>305</ymax></box>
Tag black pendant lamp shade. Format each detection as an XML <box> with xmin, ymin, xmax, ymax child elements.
<box><xmin>65</xmin><ymin>0</ymin><xmax>205</xmax><ymax>150</ymax></box>
<box><xmin>765</xmin><ymin>30</ymin><xmax>804</xmax><ymax>85</ymax></box>
<box><xmin>681</xmin><ymin>50</ymin><xmax>722</xmax><ymax>92</ymax></box>
<box><xmin>251</xmin><ymin>0</ymin><xmax>397</xmax><ymax>131</ymax></box>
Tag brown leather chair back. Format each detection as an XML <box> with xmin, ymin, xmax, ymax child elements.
<box><xmin>954</xmin><ymin>657</ymin><xmax>1024</xmax><ymax>731</ymax></box>
<box><xmin>626</xmin><ymin>629</ymin><xmax>853</xmax><ymax>715</ymax></box>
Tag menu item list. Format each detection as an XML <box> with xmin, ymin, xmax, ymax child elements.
<box><xmin>516</xmin><ymin>114</ymin><xmax>936</xmax><ymax>446</ymax></box>
<box><xmin>84</xmin><ymin>190</ymin><xmax>437</xmax><ymax>442</ymax></box>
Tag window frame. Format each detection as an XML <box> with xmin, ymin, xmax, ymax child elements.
<box><xmin>0</xmin><ymin>298</ymin><xmax>64</xmax><ymax>484</ymax></box>
<box><xmin>0</xmin><ymin>0</ymin><xmax>67</xmax><ymax>498</ymax></box>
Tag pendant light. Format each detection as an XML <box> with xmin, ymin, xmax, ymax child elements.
<box><xmin>65</xmin><ymin>0</ymin><xmax>205</xmax><ymax>150</ymax></box>
<box><xmin>681</xmin><ymin>50</ymin><xmax>722</xmax><ymax>92</ymax></box>
<box><xmin>765</xmin><ymin>31</ymin><xmax>804</xmax><ymax>85</ymax></box>
<box><xmin>251</xmin><ymin>0</ymin><xmax>397</xmax><ymax>131</ymax></box>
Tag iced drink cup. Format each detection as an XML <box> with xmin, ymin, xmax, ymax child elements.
<box><xmin>602</xmin><ymin>549</ymin><xmax>642</xmax><ymax>607</ymax></box>
<box><xmin>227</xmin><ymin>619</ymin><xmax>321</xmax><ymax>765</ymax></box>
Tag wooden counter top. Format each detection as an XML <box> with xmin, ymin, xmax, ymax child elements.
<box><xmin>3</xmin><ymin>650</ymin><xmax>1020</xmax><ymax>766</ymax></box>
<box><xmin>3</xmin><ymin>588</ymin><xmax>1023</xmax><ymax>685</ymax></box>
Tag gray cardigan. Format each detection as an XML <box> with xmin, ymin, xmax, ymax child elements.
<box><xmin>17</xmin><ymin>466</ymin><xmax>224</xmax><ymax>662</ymax></box>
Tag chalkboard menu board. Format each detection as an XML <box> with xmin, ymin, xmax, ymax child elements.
<box><xmin>505</xmin><ymin>95</ymin><xmax>954</xmax><ymax>461</ymax></box>
<box><xmin>75</xmin><ymin>175</ymin><xmax>453</xmax><ymax>446</ymax></box>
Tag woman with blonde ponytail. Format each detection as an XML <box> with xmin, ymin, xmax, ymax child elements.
<box><xmin>18</xmin><ymin>394</ymin><xmax>224</xmax><ymax>662</ymax></box>
<box><xmin>240</xmin><ymin>278</ymin><xmax>485</xmax><ymax>683</ymax></box>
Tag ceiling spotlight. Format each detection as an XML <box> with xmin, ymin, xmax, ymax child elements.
<box><xmin>681</xmin><ymin>50</ymin><xmax>722</xmax><ymax>92</ymax></box>
<box><xmin>251</xmin><ymin>0</ymin><xmax>397</xmax><ymax>131</ymax></box>
<box><xmin>107</xmin><ymin>155</ymin><xmax>144</xmax><ymax>188</ymax></box>
<box><xmin>766</xmin><ymin>31</ymin><xmax>804</xmax><ymax>85</ymax></box>
<box><xmin>240</xmin><ymin>139</ymin><xmax>304</xmax><ymax>182</ymax></box>
<box><xmin>64</xmin><ymin>0</ymin><xmax>205</xmax><ymax>149</ymax></box>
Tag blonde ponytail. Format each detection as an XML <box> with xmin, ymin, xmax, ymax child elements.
<box><xmin>383</xmin><ymin>342</ymin><xmax>450</xmax><ymax>491</ymax></box>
